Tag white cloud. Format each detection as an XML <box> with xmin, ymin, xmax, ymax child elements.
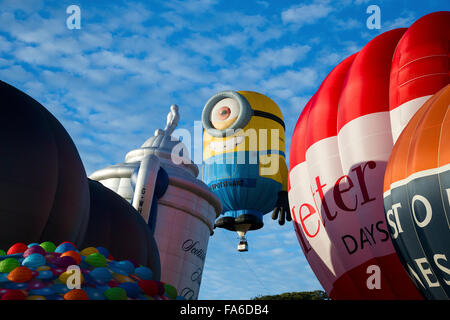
<box><xmin>281</xmin><ymin>0</ymin><xmax>334</xmax><ymax>27</ymax></box>
<box><xmin>383</xmin><ymin>11</ymin><xmax>416</xmax><ymax>30</ymax></box>
<box><xmin>316</xmin><ymin>40</ymin><xmax>361</xmax><ymax>67</ymax></box>
<box><xmin>79</xmin><ymin>31</ymin><xmax>113</xmax><ymax>50</ymax></box>
<box><xmin>317</xmin><ymin>51</ymin><xmax>342</xmax><ymax>66</ymax></box>
<box><xmin>0</xmin><ymin>0</ymin><xmax>44</xmax><ymax>14</ymax></box>
<box><xmin>262</xmin><ymin>68</ymin><xmax>318</xmax><ymax>92</ymax></box>
<box><xmin>333</xmin><ymin>17</ymin><xmax>362</xmax><ymax>30</ymax></box>
<box><xmin>88</xmin><ymin>2</ymin><xmax>153</xmax><ymax>34</ymax></box>
<box><xmin>267</xmin><ymin>247</ymin><xmax>286</xmax><ymax>256</ymax></box>
<box><xmin>288</xmin><ymin>95</ymin><xmax>311</xmax><ymax>113</ymax></box>
<box><xmin>0</xmin><ymin>35</ymin><xmax>13</xmax><ymax>52</ymax></box>
<box><xmin>164</xmin><ymin>0</ymin><xmax>218</xmax><ymax>14</ymax></box>
<box><xmin>182</xmin><ymin>34</ymin><xmax>230</xmax><ymax>65</ymax></box>
<box><xmin>251</xmin><ymin>44</ymin><xmax>311</xmax><ymax>69</ymax></box>
<box><xmin>0</xmin><ymin>64</ymin><xmax>33</xmax><ymax>82</ymax></box>
<box><xmin>256</xmin><ymin>1</ymin><xmax>269</xmax><ymax>8</ymax></box>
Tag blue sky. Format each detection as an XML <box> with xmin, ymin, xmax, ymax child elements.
<box><xmin>0</xmin><ymin>0</ymin><xmax>448</xmax><ymax>300</ymax></box>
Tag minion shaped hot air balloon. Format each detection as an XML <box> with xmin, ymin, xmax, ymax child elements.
<box><xmin>202</xmin><ymin>90</ymin><xmax>291</xmax><ymax>251</ymax></box>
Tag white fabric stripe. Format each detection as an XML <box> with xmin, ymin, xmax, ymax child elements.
<box><xmin>384</xmin><ymin>163</ymin><xmax>450</xmax><ymax>197</ymax></box>
<box><xmin>390</xmin><ymin>95</ymin><xmax>432</xmax><ymax>143</ymax></box>
<box><xmin>289</xmin><ymin>162</ymin><xmax>336</xmax><ymax>293</ymax></box>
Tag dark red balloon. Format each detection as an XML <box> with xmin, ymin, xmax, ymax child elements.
<box><xmin>1</xmin><ymin>289</ymin><xmax>26</xmax><ymax>300</ymax></box>
<box><xmin>138</xmin><ymin>280</ymin><xmax>158</xmax><ymax>296</ymax></box>
<box><xmin>23</xmin><ymin>245</ymin><xmax>46</xmax><ymax>257</ymax></box>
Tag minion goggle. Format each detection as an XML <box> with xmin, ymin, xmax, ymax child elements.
<box><xmin>202</xmin><ymin>90</ymin><xmax>285</xmax><ymax>138</ymax></box>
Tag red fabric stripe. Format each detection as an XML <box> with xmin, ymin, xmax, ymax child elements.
<box><xmin>288</xmin><ymin>97</ymin><xmax>314</xmax><ymax>171</ymax></box>
<box><xmin>329</xmin><ymin>254</ymin><xmax>423</xmax><ymax>300</ymax></box>
<box><xmin>390</xmin><ymin>11</ymin><xmax>450</xmax><ymax>110</ymax></box>
<box><xmin>337</xmin><ymin>28</ymin><xmax>406</xmax><ymax>131</ymax></box>
<box><xmin>288</xmin><ymin>13</ymin><xmax>447</xmax><ymax>301</ymax></box>
<box><xmin>305</xmin><ymin>54</ymin><xmax>357</xmax><ymax>150</ymax></box>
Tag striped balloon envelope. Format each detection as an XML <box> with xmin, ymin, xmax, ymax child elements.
<box><xmin>389</xmin><ymin>11</ymin><xmax>450</xmax><ymax>143</ymax></box>
<box><xmin>288</xmin><ymin>11</ymin><xmax>449</xmax><ymax>300</ymax></box>
<box><xmin>383</xmin><ymin>84</ymin><xmax>450</xmax><ymax>300</ymax></box>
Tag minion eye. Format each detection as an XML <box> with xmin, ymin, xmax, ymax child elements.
<box><xmin>218</xmin><ymin>107</ymin><xmax>231</xmax><ymax>120</ymax></box>
<box><xmin>210</xmin><ymin>98</ymin><xmax>240</xmax><ymax>130</ymax></box>
<box><xmin>202</xmin><ymin>90</ymin><xmax>253</xmax><ymax>137</ymax></box>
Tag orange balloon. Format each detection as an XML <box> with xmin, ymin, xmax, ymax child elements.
<box><xmin>63</xmin><ymin>289</ymin><xmax>89</xmax><ymax>300</ymax></box>
<box><xmin>8</xmin><ymin>266</ymin><xmax>33</xmax><ymax>283</ymax></box>
<box><xmin>61</xmin><ymin>250</ymin><xmax>82</xmax><ymax>264</ymax></box>
<box><xmin>383</xmin><ymin>84</ymin><xmax>450</xmax><ymax>300</ymax></box>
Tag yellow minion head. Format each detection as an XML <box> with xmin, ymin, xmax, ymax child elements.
<box><xmin>202</xmin><ymin>90</ymin><xmax>287</xmax><ymax>190</ymax></box>
<box><xmin>202</xmin><ymin>90</ymin><xmax>286</xmax><ymax>160</ymax></box>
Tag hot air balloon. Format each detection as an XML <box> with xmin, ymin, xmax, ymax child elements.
<box><xmin>389</xmin><ymin>11</ymin><xmax>450</xmax><ymax>143</ymax></box>
<box><xmin>83</xmin><ymin>179</ymin><xmax>163</xmax><ymax>279</ymax></box>
<box><xmin>0</xmin><ymin>80</ymin><xmax>163</xmax><ymax>277</ymax></box>
<box><xmin>383</xmin><ymin>84</ymin><xmax>450</xmax><ymax>300</ymax></box>
<box><xmin>288</xmin><ymin>11</ymin><xmax>450</xmax><ymax>299</ymax></box>
<box><xmin>0</xmin><ymin>80</ymin><xmax>90</xmax><ymax>247</ymax></box>
<box><xmin>202</xmin><ymin>90</ymin><xmax>291</xmax><ymax>251</ymax></box>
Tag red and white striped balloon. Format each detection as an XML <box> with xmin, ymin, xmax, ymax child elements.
<box><xmin>288</xmin><ymin>11</ymin><xmax>449</xmax><ymax>299</ymax></box>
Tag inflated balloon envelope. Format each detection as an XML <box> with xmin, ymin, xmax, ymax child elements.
<box><xmin>201</xmin><ymin>90</ymin><xmax>291</xmax><ymax>252</ymax></box>
<box><xmin>288</xmin><ymin>11</ymin><xmax>449</xmax><ymax>300</ymax></box>
<box><xmin>0</xmin><ymin>80</ymin><xmax>162</xmax><ymax>280</ymax></box>
<box><xmin>0</xmin><ymin>80</ymin><xmax>90</xmax><ymax>248</ymax></box>
<box><xmin>90</xmin><ymin>106</ymin><xmax>222</xmax><ymax>300</ymax></box>
<box><xmin>383</xmin><ymin>84</ymin><xmax>450</xmax><ymax>300</ymax></box>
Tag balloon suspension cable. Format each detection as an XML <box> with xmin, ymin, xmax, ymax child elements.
<box><xmin>222</xmin><ymin>230</ymin><xmax>270</xmax><ymax>295</ymax></box>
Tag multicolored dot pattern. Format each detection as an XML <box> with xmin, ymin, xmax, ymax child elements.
<box><xmin>0</xmin><ymin>242</ymin><xmax>184</xmax><ymax>300</ymax></box>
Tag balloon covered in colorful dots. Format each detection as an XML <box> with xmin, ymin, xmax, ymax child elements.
<box><xmin>0</xmin><ymin>241</ymin><xmax>179</xmax><ymax>300</ymax></box>
<box><xmin>288</xmin><ymin>11</ymin><xmax>449</xmax><ymax>299</ymax></box>
<box><xmin>0</xmin><ymin>80</ymin><xmax>162</xmax><ymax>277</ymax></box>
